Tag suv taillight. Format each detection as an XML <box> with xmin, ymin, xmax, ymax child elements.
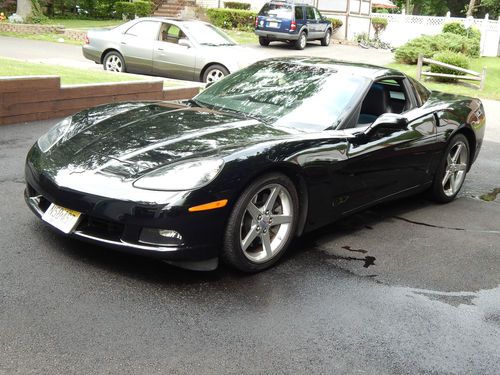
<box><xmin>255</xmin><ymin>17</ymin><xmax>259</xmax><ymax>27</ymax></box>
<box><xmin>290</xmin><ymin>21</ymin><xmax>296</xmax><ymax>31</ymax></box>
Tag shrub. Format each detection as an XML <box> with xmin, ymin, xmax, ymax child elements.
<box><xmin>443</xmin><ymin>21</ymin><xmax>481</xmax><ymax>40</ymax></box>
<box><xmin>224</xmin><ymin>2</ymin><xmax>251</xmax><ymax>10</ymax></box>
<box><xmin>206</xmin><ymin>8</ymin><xmax>256</xmax><ymax>31</ymax></box>
<box><xmin>371</xmin><ymin>17</ymin><xmax>388</xmax><ymax>39</ymax></box>
<box><xmin>134</xmin><ymin>1</ymin><xmax>153</xmax><ymax>17</ymax></box>
<box><xmin>394</xmin><ymin>32</ymin><xmax>480</xmax><ymax>64</ymax></box>
<box><xmin>430</xmin><ymin>51</ymin><xmax>470</xmax><ymax>82</ymax></box>
<box><xmin>115</xmin><ymin>1</ymin><xmax>136</xmax><ymax>19</ymax></box>
<box><xmin>328</xmin><ymin>18</ymin><xmax>343</xmax><ymax>33</ymax></box>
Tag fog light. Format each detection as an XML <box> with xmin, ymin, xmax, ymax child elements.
<box><xmin>139</xmin><ymin>228</ymin><xmax>183</xmax><ymax>246</ymax></box>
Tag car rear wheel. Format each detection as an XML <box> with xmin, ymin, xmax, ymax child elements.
<box><xmin>321</xmin><ymin>29</ymin><xmax>332</xmax><ymax>46</ymax></box>
<box><xmin>202</xmin><ymin>64</ymin><xmax>229</xmax><ymax>84</ymax></box>
<box><xmin>222</xmin><ymin>173</ymin><xmax>299</xmax><ymax>272</ymax></box>
<box><xmin>431</xmin><ymin>134</ymin><xmax>470</xmax><ymax>203</ymax></box>
<box><xmin>259</xmin><ymin>36</ymin><xmax>270</xmax><ymax>46</ymax></box>
<box><xmin>103</xmin><ymin>51</ymin><xmax>125</xmax><ymax>73</ymax></box>
<box><xmin>294</xmin><ymin>32</ymin><xmax>307</xmax><ymax>50</ymax></box>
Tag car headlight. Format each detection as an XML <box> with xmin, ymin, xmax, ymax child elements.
<box><xmin>37</xmin><ymin>117</ymin><xmax>72</xmax><ymax>153</ymax></box>
<box><xmin>133</xmin><ymin>159</ymin><xmax>224</xmax><ymax>191</ymax></box>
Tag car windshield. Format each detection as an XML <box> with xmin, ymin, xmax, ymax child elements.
<box><xmin>259</xmin><ymin>3</ymin><xmax>293</xmax><ymax>19</ymax></box>
<box><xmin>183</xmin><ymin>22</ymin><xmax>236</xmax><ymax>46</ymax></box>
<box><xmin>194</xmin><ymin>61</ymin><xmax>369</xmax><ymax>132</ymax></box>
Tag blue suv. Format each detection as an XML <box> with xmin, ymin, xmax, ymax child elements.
<box><xmin>255</xmin><ymin>1</ymin><xmax>332</xmax><ymax>50</ymax></box>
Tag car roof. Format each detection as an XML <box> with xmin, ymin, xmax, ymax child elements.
<box><xmin>265</xmin><ymin>56</ymin><xmax>405</xmax><ymax>80</ymax></box>
<box><xmin>138</xmin><ymin>17</ymin><xmax>209</xmax><ymax>25</ymax></box>
<box><xmin>266</xmin><ymin>1</ymin><xmax>310</xmax><ymax>5</ymax></box>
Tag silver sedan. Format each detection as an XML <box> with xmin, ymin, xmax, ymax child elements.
<box><xmin>82</xmin><ymin>18</ymin><xmax>254</xmax><ymax>83</ymax></box>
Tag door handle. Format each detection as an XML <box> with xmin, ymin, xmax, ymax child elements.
<box><xmin>158</xmin><ymin>48</ymin><xmax>164</xmax><ymax>51</ymax></box>
<box><xmin>121</xmin><ymin>41</ymin><xmax>127</xmax><ymax>45</ymax></box>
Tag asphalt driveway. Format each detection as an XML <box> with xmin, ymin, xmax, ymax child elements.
<box><xmin>0</xmin><ymin>106</ymin><xmax>499</xmax><ymax>373</ymax></box>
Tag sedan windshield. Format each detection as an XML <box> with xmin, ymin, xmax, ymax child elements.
<box><xmin>183</xmin><ymin>22</ymin><xmax>236</xmax><ymax>46</ymax></box>
<box><xmin>194</xmin><ymin>61</ymin><xmax>369</xmax><ymax>132</ymax></box>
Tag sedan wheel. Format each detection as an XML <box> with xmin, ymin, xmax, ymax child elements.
<box><xmin>103</xmin><ymin>51</ymin><xmax>125</xmax><ymax>73</ymax></box>
<box><xmin>222</xmin><ymin>173</ymin><xmax>299</xmax><ymax>272</ymax></box>
<box><xmin>431</xmin><ymin>134</ymin><xmax>469</xmax><ymax>203</ymax></box>
<box><xmin>203</xmin><ymin>64</ymin><xmax>229</xmax><ymax>84</ymax></box>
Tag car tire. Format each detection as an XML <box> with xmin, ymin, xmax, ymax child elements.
<box><xmin>202</xmin><ymin>64</ymin><xmax>229</xmax><ymax>84</ymax></box>
<box><xmin>321</xmin><ymin>29</ymin><xmax>332</xmax><ymax>46</ymax></box>
<box><xmin>294</xmin><ymin>31</ymin><xmax>307</xmax><ymax>50</ymax></box>
<box><xmin>222</xmin><ymin>173</ymin><xmax>299</xmax><ymax>273</ymax></box>
<box><xmin>103</xmin><ymin>51</ymin><xmax>126</xmax><ymax>73</ymax></box>
<box><xmin>259</xmin><ymin>36</ymin><xmax>270</xmax><ymax>46</ymax></box>
<box><xmin>430</xmin><ymin>134</ymin><xmax>470</xmax><ymax>203</ymax></box>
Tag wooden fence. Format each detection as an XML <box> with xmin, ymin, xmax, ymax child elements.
<box><xmin>416</xmin><ymin>54</ymin><xmax>487</xmax><ymax>90</ymax></box>
<box><xmin>0</xmin><ymin>76</ymin><xmax>200</xmax><ymax>125</ymax></box>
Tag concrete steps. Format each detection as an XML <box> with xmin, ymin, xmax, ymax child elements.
<box><xmin>153</xmin><ymin>1</ymin><xmax>196</xmax><ymax>18</ymax></box>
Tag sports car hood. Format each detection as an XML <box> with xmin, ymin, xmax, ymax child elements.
<box><xmin>41</xmin><ymin>102</ymin><xmax>289</xmax><ymax>180</ymax></box>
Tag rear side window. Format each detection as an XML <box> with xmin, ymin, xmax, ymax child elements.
<box><xmin>259</xmin><ymin>3</ymin><xmax>293</xmax><ymax>19</ymax></box>
<box><xmin>306</xmin><ymin>7</ymin><xmax>315</xmax><ymax>19</ymax></box>
<box><xmin>295</xmin><ymin>6</ymin><xmax>304</xmax><ymax>20</ymax></box>
<box><xmin>125</xmin><ymin>21</ymin><xmax>160</xmax><ymax>40</ymax></box>
<box><xmin>409</xmin><ymin>77</ymin><xmax>431</xmax><ymax>106</ymax></box>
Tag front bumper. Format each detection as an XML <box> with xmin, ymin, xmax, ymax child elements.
<box><xmin>25</xmin><ymin>164</ymin><xmax>227</xmax><ymax>263</ymax></box>
<box><xmin>255</xmin><ymin>29</ymin><xmax>299</xmax><ymax>40</ymax></box>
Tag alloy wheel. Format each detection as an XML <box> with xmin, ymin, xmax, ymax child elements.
<box><xmin>239</xmin><ymin>183</ymin><xmax>294</xmax><ymax>263</ymax></box>
<box><xmin>206</xmin><ymin>69</ymin><xmax>225</xmax><ymax>83</ymax></box>
<box><xmin>442</xmin><ymin>140</ymin><xmax>468</xmax><ymax>197</ymax></box>
<box><xmin>105</xmin><ymin>55</ymin><xmax>123</xmax><ymax>72</ymax></box>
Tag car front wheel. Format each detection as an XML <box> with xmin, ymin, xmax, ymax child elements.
<box><xmin>202</xmin><ymin>64</ymin><xmax>229</xmax><ymax>84</ymax></box>
<box><xmin>321</xmin><ymin>29</ymin><xmax>332</xmax><ymax>46</ymax></box>
<box><xmin>294</xmin><ymin>32</ymin><xmax>307</xmax><ymax>50</ymax></box>
<box><xmin>222</xmin><ymin>173</ymin><xmax>299</xmax><ymax>272</ymax></box>
<box><xmin>431</xmin><ymin>134</ymin><xmax>470</xmax><ymax>203</ymax></box>
<box><xmin>103</xmin><ymin>51</ymin><xmax>125</xmax><ymax>73</ymax></box>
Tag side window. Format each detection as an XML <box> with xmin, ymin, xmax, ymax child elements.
<box><xmin>294</xmin><ymin>6</ymin><xmax>304</xmax><ymax>20</ymax></box>
<box><xmin>408</xmin><ymin>77</ymin><xmax>431</xmax><ymax>106</ymax></box>
<box><xmin>306</xmin><ymin>7</ymin><xmax>315</xmax><ymax>20</ymax></box>
<box><xmin>125</xmin><ymin>21</ymin><xmax>160</xmax><ymax>40</ymax></box>
<box><xmin>160</xmin><ymin>23</ymin><xmax>186</xmax><ymax>44</ymax></box>
<box><xmin>313</xmin><ymin>8</ymin><xmax>322</xmax><ymax>20</ymax></box>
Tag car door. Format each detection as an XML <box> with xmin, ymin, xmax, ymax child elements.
<box><xmin>153</xmin><ymin>22</ymin><xmax>196</xmax><ymax>81</ymax></box>
<box><xmin>313</xmin><ymin>8</ymin><xmax>328</xmax><ymax>35</ymax></box>
<box><xmin>120</xmin><ymin>20</ymin><xmax>161</xmax><ymax>74</ymax></box>
<box><xmin>305</xmin><ymin>6</ymin><xmax>319</xmax><ymax>38</ymax></box>
<box><xmin>341</xmin><ymin>78</ymin><xmax>438</xmax><ymax>209</ymax></box>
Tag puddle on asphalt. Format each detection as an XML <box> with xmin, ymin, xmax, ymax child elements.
<box><xmin>480</xmin><ymin>187</ymin><xmax>500</xmax><ymax>202</ymax></box>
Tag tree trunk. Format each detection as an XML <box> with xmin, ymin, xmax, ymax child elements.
<box><xmin>16</xmin><ymin>0</ymin><xmax>33</xmax><ymax>19</ymax></box>
<box><xmin>467</xmin><ymin>0</ymin><xmax>476</xmax><ymax>16</ymax></box>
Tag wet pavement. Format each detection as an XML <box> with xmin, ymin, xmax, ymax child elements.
<box><xmin>1</xmin><ymin>118</ymin><xmax>499</xmax><ymax>374</ymax></box>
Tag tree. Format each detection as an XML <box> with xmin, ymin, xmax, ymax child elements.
<box><xmin>16</xmin><ymin>0</ymin><xmax>32</xmax><ymax>18</ymax></box>
<box><xmin>466</xmin><ymin>0</ymin><xmax>476</xmax><ymax>15</ymax></box>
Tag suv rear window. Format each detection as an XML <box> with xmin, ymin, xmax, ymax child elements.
<box><xmin>259</xmin><ymin>3</ymin><xmax>293</xmax><ymax>19</ymax></box>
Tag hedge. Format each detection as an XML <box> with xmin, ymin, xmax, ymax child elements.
<box><xmin>224</xmin><ymin>2</ymin><xmax>251</xmax><ymax>10</ymax></box>
<box><xmin>430</xmin><ymin>51</ymin><xmax>470</xmax><ymax>82</ymax></box>
<box><xmin>443</xmin><ymin>21</ymin><xmax>481</xmax><ymax>40</ymax></box>
<box><xmin>115</xmin><ymin>1</ymin><xmax>153</xmax><ymax>19</ymax></box>
<box><xmin>206</xmin><ymin>8</ymin><xmax>256</xmax><ymax>31</ymax></box>
<box><xmin>328</xmin><ymin>18</ymin><xmax>343</xmax><ymax>32</ymax></box>
<box><xmin>394</xmin><ymin>32</ymin><xmax>480</xmax><ymax>64</ymax></box>
<box><xmin>134</xmin><ymin>1</ymin><xmax>153</xmax><ymax>17</ymax></box>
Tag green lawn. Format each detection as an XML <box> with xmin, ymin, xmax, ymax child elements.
<box><xmin>224</xmin><ymin>29</ymin><xmax>257</xmax><ymax>45</ymax></box>
<box><xmin>0</xmin><ymin>31</ymin><xmax>83</xmax><ymax>45</ymax></box>
<box><xmin>0</xmin><ymin>57</ymin><xmax>144</xmax><ymax>85</ymax></box>
<box><xmin>388</xmin><ymin>57</ymin><xmax>500</xmax><ymax>100</ymax></box>
<box><xmin>45</xmin><ymin>18</ymin><xmax>125</xmax><ymax>30</ymax></box>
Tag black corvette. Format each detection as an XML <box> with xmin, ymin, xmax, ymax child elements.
<box><xmin>25</xmin><ymin>57</ymin><xmax>486</xmax><ymax>272</ymax></box>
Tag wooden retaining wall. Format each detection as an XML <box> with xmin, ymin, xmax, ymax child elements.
<box><xmin>0</xmin><ymin>76</ymin><xmax>200</xmax><ymax>125</ymax></box>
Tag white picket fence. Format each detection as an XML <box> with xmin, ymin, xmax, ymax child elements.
<box><xmin>372</xmin><ymin>12</ymin><xmax>500</xmax><ymax>57</ymax></box>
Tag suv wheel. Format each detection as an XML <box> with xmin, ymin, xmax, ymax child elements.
<box><xmin>321</xmin><ymin>29</ymin><xmax>332</xmax><ymax>46</ymax></box>
<box><xmin>259</xmin><ymin>37</ymin><xmax>270</xmax><ymax>46</ymax></box>
<box><xmin>295</xmin><ymin>31</ymin><xmax>307</xmax><ymax>50</ymax></box>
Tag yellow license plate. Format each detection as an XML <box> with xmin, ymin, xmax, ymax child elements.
<box><xmin>42</xmin><ymin>203</ymin><xmax>82</xmax><ymax>234</ymax></box>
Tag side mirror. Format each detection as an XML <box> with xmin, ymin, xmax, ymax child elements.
<box><xmin>178</xmin><ymin>38</ymin><xmax>192</xmax><ymax>48</ymax></box>
<box><xmin>365</xmin><ymin>113</ymin><xmax>408</xmax><ymax>136</ymax></box>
